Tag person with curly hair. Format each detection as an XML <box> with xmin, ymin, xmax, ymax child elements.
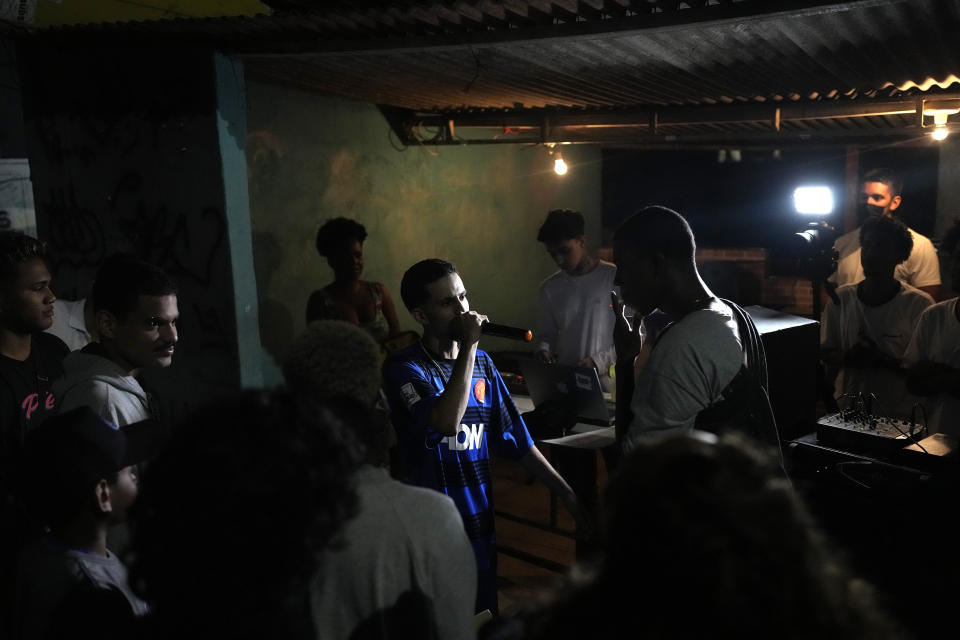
<box><xmin>494</xmin><ymin>432</ymin><xmax>904</xmax><ymax>640</ymax></box>
<box><xmin>904</xmin><ymin>219</ymin><xmax>960</xmax><ymax>437</ymax></box>
<box><xmin>284</xmin><ymin>320</ymin><xmax>477</xmax><ymax>640</ymax></box>
<box><xmin>821</xmin><ymin>214</ymin><xmax>934</xmax><ymax>419</ymax></box>
<box><xmin>126</xmin><ymin>390</ymin><xmax>362</xmax><ymax>640</ymax></box>
<box><xmin>306</xmin><ymin>217</ymin><xmax>400</xmax><ymax>345</ymax></box>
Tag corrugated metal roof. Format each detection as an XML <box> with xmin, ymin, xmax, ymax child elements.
<box><xmin>19</xmin><ymin>0</ymin><xmax>960</xmax><ymax>144</ymax></box>
<box><xmin>240</xmin><ymin>0</ymin><xmax>960</xmax><ymax>112</ymax></box>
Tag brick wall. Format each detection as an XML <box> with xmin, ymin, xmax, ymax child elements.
<box><xmin>599</xmin><ymin>246</ymin><xmax>815</xmax><ymax>316</ymax></box>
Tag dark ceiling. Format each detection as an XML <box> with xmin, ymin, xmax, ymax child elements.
<box><xmin>19</xmin><ymin>0</ymin><xmax>960</xmax><ymax>147</ymax></box>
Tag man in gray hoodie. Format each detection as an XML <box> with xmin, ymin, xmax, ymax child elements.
<box><xmin>54</xmin><ymin>255</ymin><xmax>178</xmax><ymax>426</ymax></box>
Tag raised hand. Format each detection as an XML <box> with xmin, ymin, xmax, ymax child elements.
<box><xmin>456</xmin><ymin>310</ymin><xmax>487</xmax><ymax>346</ymax></box>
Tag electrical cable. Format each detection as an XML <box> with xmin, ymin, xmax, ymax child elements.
<box><xmin>867</xmin><ymin>393</ymin><xmax>927</xmax><ymax>453</ymax></box>
<box><xmin>835</xmin><ymin>460</ymin><xmax>873</xmax><ymax>490</ymax></box>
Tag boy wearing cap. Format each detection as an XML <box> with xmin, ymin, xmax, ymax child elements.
<box><xmin>55</xmin><ymin>254</ymin><xmax>178</xmax><ymax>426</ymax></box>
<box><xmin>14</xmin><ymin>406</ymin><xmax>160</xmax><ymax>639</ymax></box>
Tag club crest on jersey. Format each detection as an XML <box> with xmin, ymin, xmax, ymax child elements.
<box><xmin>473</xmin><ymin>379</ymin><xmax>486</xmax><ymax>404</ymax></box>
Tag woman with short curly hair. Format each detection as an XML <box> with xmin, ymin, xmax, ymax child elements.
<box><xmin>306</xmin><ymin>217</ymin><xmax>400</xmax><ymax>345</ymax></box>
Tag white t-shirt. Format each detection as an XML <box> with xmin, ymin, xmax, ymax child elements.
<box><xmin>624</xmin><ymin>299</ymin><xmax>742</xmax><ymax>453</ymax></box>
<box><xmin>902</xmin><ymin>298</ymin><xmax>960</xmax><ymax>437</ymax></box>
<box><xmin>537</xmin><ymin>261</ymin><xmax>617</xmax><ymax>373</ymax></box>
<box><xmin>44</xmin><ymin>298</ymin><xmax>92</xmax><ymax>352</ymax></box>
<box><xmin>820</xmin><ymin>282</ymin><xmax>933</xmax><ymax>419</ymax></box>
<box><xmin>831</xmin><ymin>226</ymin><xmax>940</xmax><ymax>289</ymax></box>
<box><xmin>16</xmin><ymin>538</ymin><xmax>149</xmax><ymax>639</ymax></box>
<box><xmin>311</xmin><ymin>465</ymin><xmax>476</xmax><ymax>640</ymax></box>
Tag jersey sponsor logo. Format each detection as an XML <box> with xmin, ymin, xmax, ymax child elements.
<box><xmin>400</xmin><ymin>382</ymin><xmax>421</xmax><ymax>408</ymax></box>
<box><xmin>473</xmin><ymin>379</ymin><xmax>486</xmax><ymax>404</ymax></box>
<box><xmin>445</xmin><ymin>423</ymin><xmax>485</xmax><ymax>451</ymax></box>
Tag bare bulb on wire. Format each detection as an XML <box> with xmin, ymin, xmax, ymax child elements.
<box><xmin>554</xmin><ymin>153</ymin><xmax>568</xmax><ymax>175</ymax></box>
<box><xmin>933</xmin><ymin>125</ymin><xmax>949</xmax><ymax>141</ymax></box>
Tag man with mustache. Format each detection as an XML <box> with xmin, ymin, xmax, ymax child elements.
<box><xmin>55</xmin><ymin>254</ymin><xmax>178</xmax><ymax>427</ymax></box>
<box><xmin>831</xmin><ymin>168</ymin><xmax>941</xmax><ymax>301</ymax></box>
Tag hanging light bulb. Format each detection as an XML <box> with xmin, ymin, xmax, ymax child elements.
<box><xmin>925</xmin><ymin>107</ymin><xmax>958</xmax><ymax>141</ymax></box>
<box><xmin>554</xmin><ymin>152</ymin><xmax>568</xmax><ymax>176</ymax></box>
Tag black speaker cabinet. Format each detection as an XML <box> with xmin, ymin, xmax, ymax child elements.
<box><xmin>744</xmin><ymin>306</ymin><xmax>819</xmax><ymax>442</ymax></box>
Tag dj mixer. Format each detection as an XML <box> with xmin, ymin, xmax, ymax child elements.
<box><xmin>816</xmin><ymin>411</ymin><xmax>926</xmax><ymax>455</ymax></box>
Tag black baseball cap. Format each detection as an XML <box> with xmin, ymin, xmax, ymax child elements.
<box><xmin>23</xmin><ymin>406</ymin><xmax>168</xmax><ymax>487</ymax></box>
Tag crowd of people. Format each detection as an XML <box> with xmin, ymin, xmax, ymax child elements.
<box><xmin>1</xmin><ymin>167</ymin><xmax>956</xmax><ymax>638</ymax></box>
<box><xmin>821</xmin><ymin>169</ymin><xmax>960</xmax><ymax>437</ymax></box>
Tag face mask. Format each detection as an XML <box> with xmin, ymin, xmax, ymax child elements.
<box><xmin>858</xmin><ymin>202</ymin><xmax>885</xmax><ymax>224</ymax></box>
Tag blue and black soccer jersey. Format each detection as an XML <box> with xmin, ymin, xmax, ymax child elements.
<box><xmin>383</xmin><ymin>342</ymin><xmax>533</xmax><ymax>610</ymax></box>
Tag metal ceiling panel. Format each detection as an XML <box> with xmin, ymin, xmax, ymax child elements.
<box><xmin>17</xmin><ymin>0</ymin><xmax>960</xmax><ymax>144</ymax></box>
<box><xmin>238</xmin><ymin>0</ymin><xmax>960</xmax><ymax>113</ymax></box>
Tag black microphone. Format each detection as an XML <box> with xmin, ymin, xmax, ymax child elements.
<box><xmin>481</xmin><ymin>321</ymin><xmax>533</xmax><ymax>342</ymax></box>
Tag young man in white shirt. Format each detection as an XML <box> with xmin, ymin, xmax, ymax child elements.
<box><xmin>821</xmin><ymin>215</ymin><xmax>933</xmax><ymax>419</ymax></box>
<box><xmin>831</xmin><ymin>168</ymin><xmax>940</xmax><ymax>301</ymax></box>
<box><xmin>612</xmin><ymin>207</ymin><xmax>772</xmax><ymax>454</ymax></box>
<box><xmin>903</xmin><ymin>221</ymin><xmax>960</xmax><ymax>437</ymax></box>
<box><xmin>535</xmin><ymin>209</ymin><xmax>617</xmax><ymax>390</ymax></box>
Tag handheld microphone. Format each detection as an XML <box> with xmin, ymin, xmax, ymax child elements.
<box><xmin>481</xmin><ymin>322</ymin><xmax>533</xmax><ymax>342</ymax></box>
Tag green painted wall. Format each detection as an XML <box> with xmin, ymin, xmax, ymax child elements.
<box><xmin>246</xmin><ymin>81</ymin><xmax>602</xmax><ymax>384</ymax></box>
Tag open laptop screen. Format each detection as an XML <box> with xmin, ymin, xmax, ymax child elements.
<box><xmin>519</xmin><ymin>358</ymin><xmax>614</xmax><ymax>426</ymax></box>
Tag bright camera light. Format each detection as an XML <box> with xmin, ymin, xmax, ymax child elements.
<box><xmin>793</xmin><ymin>186</ymin><xmax>834</xmax><ymax>215</ymax></box>
<box><xmin>554</xmin><ymin>154</ymin><xmax>568</xmax><ymax>176</ymax></box>
<box><xmin>932</xmin><ymin>126</ymin><xmax>949</xmax><ymax>141</ymax></box>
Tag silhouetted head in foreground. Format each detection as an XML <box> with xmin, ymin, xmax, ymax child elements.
<box><xmin>518</xmin><ymin>432</ymin><xmax>904</xmax><ymax>640</ymax></box>
<box><xmin>128</xmin><ymin>390</ymin><xmax>362</xmax><ymax>639</ymax></box>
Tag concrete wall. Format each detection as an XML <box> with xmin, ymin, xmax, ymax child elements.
<box><xmin>937</xmin><ymin>139</ymin><xmax>960</xmax><ymax>238</ymax></box>
<box><xmin>246</xmin><ymin>81</ymin><xmax>602</xmax><ymax>384</ymax></box>
<box><xmin>0</xmin><ymin>38</ymin><xmax>26</xmax><ymax>158</ymax></box>
<box><xmin>21</xmin><ymin>42</ymin><xmax>243</xmax><ymax>423</ymax></box>
<box><xmin>937</xmin><ymin>138</ymin><xmax>960</xmax><ymax>294</ymax></box>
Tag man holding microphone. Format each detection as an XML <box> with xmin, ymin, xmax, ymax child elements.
<box><xmin>383</xmin><ymin>258</ymin><xmax>583</xmax><ymax>617</ymax></box>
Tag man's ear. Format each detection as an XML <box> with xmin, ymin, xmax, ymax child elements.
<box><xmin>94</xmin><ymin>479</ymin><xmax>113</xmax><ymax>515</ymax></box>
<box><xmin>889</xmin><ymin>194</ymin><xmax>902</xmax><ymax>212</ymax></box>
<box><xmin>97</xmin><ymin>310</ymin><xmax>118</xmax><ymax>339</ymax></box>
<box><xmin>411</xmin><ymin>307</ymin><xmax>429</xmax><ymax>327</ymax></box>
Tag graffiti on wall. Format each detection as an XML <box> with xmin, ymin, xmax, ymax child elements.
<box><xmin>34</xmin><ymin>115</ymin><xmax>235</xmax><ymax>367</ymax></box>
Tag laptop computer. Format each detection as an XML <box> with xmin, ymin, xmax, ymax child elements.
<box><xmin>518</xmin><ymin>358</ymin><xmax>616</xmax><ymax>426</ymax></box>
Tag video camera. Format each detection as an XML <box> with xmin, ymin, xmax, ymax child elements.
<box><xmin>770</xmin><ymin>221</ymin><xmax>840</xmax><ymax>281</ymax></box>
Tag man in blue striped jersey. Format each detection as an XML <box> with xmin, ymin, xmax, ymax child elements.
<box><xmin>383</xmin><ymin>259</ymin><xmax>583</xmax><ymax>617</ymax></box>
